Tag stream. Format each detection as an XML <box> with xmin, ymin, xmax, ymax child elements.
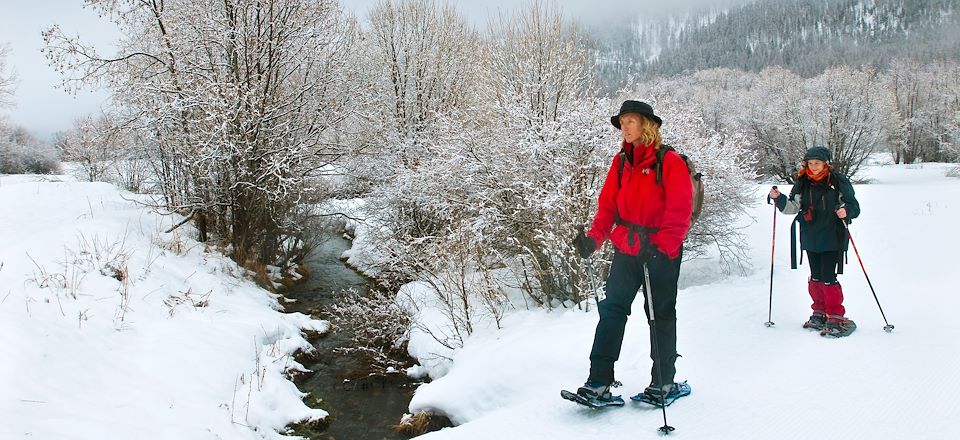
<box><xmin>284</xmin><ymin>231</ymin><xmax>416</xmax><ymax>440</ymax></box>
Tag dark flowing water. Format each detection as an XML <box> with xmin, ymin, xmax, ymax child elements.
<box><xmin>284</xmin><ymin>231</ymin><xmax>415</xmax><ymax>440</ymax></box>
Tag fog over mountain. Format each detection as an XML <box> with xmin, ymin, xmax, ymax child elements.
<box><xmin>586</xmin><ymin>0</ymin><xmax>960</xmax><ymax>92</ymax></box>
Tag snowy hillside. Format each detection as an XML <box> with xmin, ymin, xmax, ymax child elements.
<box><xmin>0</xmin><ymin>174</ymin><xmax>328</xmax><ymax>439</ymax></box>
<box><xmin>593</xmin><ymin>0</ymin><xmax>960</xmax><ymax>87</ymax></box>
<box><xmin>404</xmin><ymin>162</ymin><xmax>960</xmax><ymax>439</ymax></box>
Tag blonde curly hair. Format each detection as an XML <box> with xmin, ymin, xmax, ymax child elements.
<box><xmin>621</xmin><ymin>113</ymin><xmax>662</xmax><ymax>149</ymax></box>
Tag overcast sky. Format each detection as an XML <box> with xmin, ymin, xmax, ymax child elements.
<box><xmin>0</xmin><ymin>0</ymin><xmax>745</xmax><ymax>141</ymax></box>
<box><xmin>1</xmin><ymin>0</ymin><xmax>119</xmax><ymax>140</ymax></box>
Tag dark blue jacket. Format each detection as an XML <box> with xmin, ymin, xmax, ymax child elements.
<box><xmin>775</xmin><ymin>172</ymin><xmax>860</xmax><ymax>252</ymax></box>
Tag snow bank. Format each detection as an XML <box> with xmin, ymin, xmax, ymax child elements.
<box><xmin>0</xmin><ymin>174</ymin><xmax>328</xmax><ymax>439</ymax></box>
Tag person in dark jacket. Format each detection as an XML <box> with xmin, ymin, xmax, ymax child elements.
<box><xmin>570</xmin><ymin>100</ymin><xmax>694</xmax><ymax>406</ymax></box>
<box><xmin>769</xmin><ymin>146</ymin><xmax>861</xmax><ymax>337</ymax></box>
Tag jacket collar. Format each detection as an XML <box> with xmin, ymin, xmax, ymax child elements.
<box><xmin>621</xmin><ymin>141</ymin><xmax>657</xmax><ymax>167</ymax></box>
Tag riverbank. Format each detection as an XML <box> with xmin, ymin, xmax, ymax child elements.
<box><xmin>0</xmin><ymin>174</ymin><xmax>328</xmax><ymax>439</ymax></box>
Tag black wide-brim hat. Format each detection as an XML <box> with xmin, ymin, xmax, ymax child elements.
<box><xmin>610</xmin><ymin>100</ymin><xmax>662</xmax><ymax>129</ymax></box>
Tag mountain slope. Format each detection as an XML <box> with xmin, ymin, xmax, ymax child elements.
<box><xmin>592</xmin><ymin>0</ymin><xmax>960</xmax><ymax>89</ymax></box>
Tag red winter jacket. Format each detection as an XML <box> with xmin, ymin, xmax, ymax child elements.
<box><xmin>587</xmin><ymin>141</ymin><xmax>694</xmax><ymax>259</ymax></box>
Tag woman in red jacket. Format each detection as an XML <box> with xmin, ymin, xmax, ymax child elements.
<box><xmin>570</xmin><ymin>100</ymin><xmax>694</xmax><ymax>407</ymax></box>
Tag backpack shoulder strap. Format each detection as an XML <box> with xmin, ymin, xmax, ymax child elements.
<box><xmin>617</xmin><ymin>151</ymin><xmax>627</xmax><ymax>187</ymax></box>
<box><xmin>654</xmin><ymin>144</ymin><xmax>676</xmax><ymax>184</ymax></box>
<box><xmin>829</xmin><ymin>172</ymin><xmax>842</xmax><ymax>192</ymax></box>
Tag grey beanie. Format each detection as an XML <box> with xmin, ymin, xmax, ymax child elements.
<box><xmin>803</xmin><ymin>146</ymin><xmax>832</xmax><ymax>162</ymax></box>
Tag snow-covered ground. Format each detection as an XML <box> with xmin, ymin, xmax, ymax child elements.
<box><xmin>3</xmin><ymin>161</ymin><xmax>957</xmax><ymax>440</ymax></box>
<box><xmin>403</xmin><ymin>162</ymin><xmax>960</xmax><ymax>439</ymax></box>
<box><xmin>0</xmin><ymin>174</ymin><xmax>328</xmax><ymax>439</ymax></box>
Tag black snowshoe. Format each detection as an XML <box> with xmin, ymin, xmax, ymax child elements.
<box><xmin>561</xmin><ymin>380</ymin><xmax>625</xmax><ymax>408</ymax></box>
<box><xmin>630</xmin><ymin>381</ymin><xmax>691</xmax><ymax>407</ymax></box>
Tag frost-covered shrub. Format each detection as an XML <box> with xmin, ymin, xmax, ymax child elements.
<box><xmin>618</xmin><ymin>82</ymin><xmax>758</xmax><ymax>273</ymax></box>
<box><xmin>0</xmin><ymin>123</ymin><xmax>61</xmax><ymax>175</ymax></box>
<box><xmin>329</xmin><ymin>287</ymin><xmax>415</xmax><ymax>375</ymax></box>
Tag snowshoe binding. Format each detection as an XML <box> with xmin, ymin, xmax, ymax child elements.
<box><xmin>820</xmin><ymin>315</ymin><xmax>856</xmax><ymax>338</ymax></box>
<box><xmin>630</xmin><ymin>381</ymin><xmax>691</xmax><ymax>407</ymax></box>
<box><xmin>561</xmin><ymin>380</ymin><xmax>624</xmax><ymax>408</ymax></box>
<box><xmin>802</xmin><ymin>311</ymin><xmax>827</xmax><ymax>331</ymax></box>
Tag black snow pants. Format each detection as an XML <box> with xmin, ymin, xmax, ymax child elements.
<box><xmin>588</xmin><ymin>250</ymin><xmax>682</xmax><ymax>387</ymax></box>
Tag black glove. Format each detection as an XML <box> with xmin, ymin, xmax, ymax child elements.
<box><xmin>637</xmin><ymin>233</ymin><xmax>664</xmax><ymax>262</ymax></box>
<box><xmin>572</xmin><ymin>228</ymin><xmax>596</xmax><ymax>258</ymax></box>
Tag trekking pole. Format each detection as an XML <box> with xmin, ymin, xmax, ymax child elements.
<box><xmin>843</xmin><ymin>222</ymin><xmax>895</xmax><ymax>332</ymax></box>
<box><xmin>578</xmin><ymin>226</ymin><xmax>601</xmax><ymax>311</ymax></box>
<box><xmin>764</xmin><ymin>186</ymin><xmax>778</xmax><ymax>327</ymax></box>
<box><xmin>643</xmin><ymin>263</ymin><xmax>674</xmax><ymax>434</ymax></box>
<box><xmin>583</xmin><ymin>254</ymin><xmax>600</xmax><ymax>311</ymax></box>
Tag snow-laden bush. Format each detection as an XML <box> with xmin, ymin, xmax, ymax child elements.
<box><xmin>620</xmin><ymin>82</ymin><xmax>758</xmax><ymax>273</ymax></box>
<box><xmin>0</xmin><ymin>123</ymin><xmax>60</xmax><ymax>175</ymax></box>
<box><xmin>329</xmin><ymin>287</ymin><xmax>415</xmax><ymax>375</ymax></box>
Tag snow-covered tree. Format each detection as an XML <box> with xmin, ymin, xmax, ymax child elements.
<box><xmin>682</xmin><ymin>68</ymin><xmax>756</xmax><ymax>134</ymax></box>
<box><xmin>924</xmin><ymin>61</ymin><xmax>960</xmax><ymax>164</ymax></box>
<box><xmin>939</xmin><ymin>62</ymin><xmax>960</xmax><ymax>169</ymax></box>
<box><xmin>0</xmin><ymin>44</ymin><xmax>19</xmax><ymax>172</ymax></box>
<box><xmin>362</xmin><ymin>0</ymin><xmax>480</xmax><ymax>165</ymax></box>
<box><xmin>887</xmin><ymin>59</ymin><xmax>960</xmax><ymax>165</ymax></box>
<box><xmin>58</xmin><ymin>111</ymin><xmax>152</xmax><ymax>192</ymax></box>
<box><xmin>743</xmin><ymin>65</ymin><xmax>895</xmax><ymax>181</ymax></box>
<box><xmin>352</xmin><ymin>2</ymin><xmax>607</xmax><ymax>347</ymax></box>
<box><xmin>0</xmin><ymin>43</ymin><xmax>14</xmax><ymax>108</ymax></box>
<box><xmin>473</xmin><ymin>0</ymin><xmax>603</xmax><ymax>307</ymax></box>
<box><xmin>60</xmin><ymin>113</ymin><xmax>120</xmax><ymax>182</ymax></box>
<box><xmin>44</xmin><ymin>0</ymin><xmax>361</xmax><ymax>268</ymax></box>
<box><xmin>343</xmin><ymin>0</ymin><xmax>480</xmax><ymax>273</ymax></box>
<box><xmin>482</xmin><ymin>0</ymin><xmax>593</xmax><ymax>129</ymax></box>
<box><xmin>886</xmin><ymin>59</ymin><xmax>932</xmax><ymax>164</ymax></box>
<box><xmin>347</xmin><ymin>0</ymin><xmax>485</xmax><ymax>293</ymax></box>
<box><xmin>742</xmin><ymin>66</ymin><xmax>808</xmax><ymax>182</ymax></box>
<box><xmin>0</xmin><ymin>131</ymin><xmax>19</xmax><ymax>174</ymax></box>
<box><xmin>354</xmin><ymin>120</ymin><xmax>501</xmax><ymax>345</ymax></box>
<box><xmin>803</xmin><ymin>66</ymin><xmax>895</xmax><ymax>178</ymax></box>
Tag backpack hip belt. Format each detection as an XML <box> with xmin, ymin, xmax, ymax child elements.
<box><xmin>614</xmin><ymin>215</ymin><xmax>659</xmax><ymax>247</ymax></box>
